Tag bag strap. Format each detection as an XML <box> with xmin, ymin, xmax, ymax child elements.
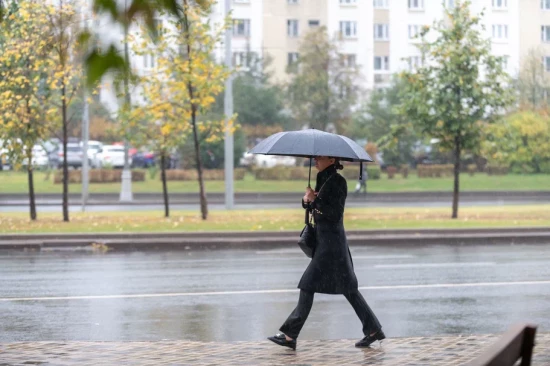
<box><xmin>304</xmin><ymin>173</ymin><xmax>336</xmax><ymax>225</ymax></box>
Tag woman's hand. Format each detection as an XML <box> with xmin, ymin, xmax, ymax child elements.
<box><xmin>303</xmin><ymin>187</ymin><xmax>317</xmax><ymax>203</ymax></box>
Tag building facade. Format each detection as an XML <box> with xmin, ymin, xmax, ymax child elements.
<box><xmin>94</xmin><ymin>0</ymin><xmax>545</xmax><ymax>115</ymax></box>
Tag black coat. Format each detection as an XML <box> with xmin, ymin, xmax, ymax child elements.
<box><xmin>298</xmin><ymin>164</ymin><xmax>358</xmax><ymax>295</ymax></box>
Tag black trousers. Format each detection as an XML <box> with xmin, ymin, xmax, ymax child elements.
<box><xmin>279</xmin><ymin>289</ymin><xmax>382</xmax><ymax>339</ymax></box>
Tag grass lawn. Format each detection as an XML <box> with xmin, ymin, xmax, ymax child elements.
<box><xmin>2</xmin><ymin>205</ymin><xmax>549</xmax><ymax>234</ymax></box>
<box><xmin>1</xmin><ymin>170</ymin><xmax>549</xmax><ymax>194</ymax></box>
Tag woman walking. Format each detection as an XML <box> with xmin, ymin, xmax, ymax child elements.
<box><xmin>268</xmin><ymin>156</ymin><xmax>384</xmax><ymax>350</ymax></box>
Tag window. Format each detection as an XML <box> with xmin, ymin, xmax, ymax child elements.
<box><xmin>373</xmin><ymin>0</ymin><xmax>389</xmax><ymax>8</ymax></box>
<box><xmin>233</xmin><ymin>19</ymin><xmax>250</xmax><ymax>37</ymax></box>
<box><xmin>233</xmin><ymin>52</ymin><xmax>247</xmax><ymax>67</ymax></box>
<box><xmin>545</xmin><ymin>57</ymin><xmax>550</xmax><ymax>71</ymax></box>
<box><xmin>501</xmin><ymin>55</ymin><xmax>509</xmax><ymax>70</ymax></box>
<box><xmin>287</xmin><ymin>20</ymin><xmax>299</xmax><ymax>37</ymax></box>
<box><xmin>408</xmin><ymin>0</ymin><xmax>424</xmax><ymax>10</ymax></box>
<box><xmin>492</xmin><ymin>0</ymin><xmax>507</xmax><ymax>8</ymax></box>
<box><xmin>341</xmin><ymin>54</ymin><xmax>357</xmax><ymax>67</ymax></box>
<box><xmin>340</xmin><ymin>21</ymin><xmax>358</xmax><ymax>38</ymax></box>
<box><xmin>340</xmin><ymin>0</ymin><xmax>357</xmax><ymax>4</ymax></box>
<box><xmin>374</xmin><ymin>56</ymin><xmax>389</xmax><ymax>71</ymax></box>
<box><xmin>408</xmin><ymin>25</ymin><xmax>421</xmax><ymax>39</ymax></box>
<box><xmin>544</xmin><ymin>0</ymin><xmax>550</xmax><ymax>10</ymax></box>
<box><xmin>542</xmin><ymin>26</ymin><xmax>550</xmax><ymax>42</ymax></box>
<box><xmin>288</xmin><ymin>52</ymin><xmax>299</xmax><ymax>66</ymax></box>
<box><xmin>492</xmin><ymin>24</ymin><xmax>508</xmax><ymax>40</ymax></box>
<box><xmin>374</xmin><ymin>24</ymin><xmax>389</xmax><ymax>40</ymax></box>
<box><xmin>287</xmin><ymin>0</ymin><xmax>299</xmax><ymax>4</ymax></box>
<box><xmin>152</xmin><ymin>18</ymin><xmax>164</xmax><ymax>35</ymax></box>
<box><xmin>143</xmin><ymin>54</ymin><xmax>155</xmax><ymax>69</ymax></box>
<box><xmin>308</xmin><ymin>20</ymin><xmax>320</xmax><ymax>27</ymax></box>
<box><xmin>409</xmin><ymin>56</ymin><xmax>422</xmax><ymax>70</ymax></box>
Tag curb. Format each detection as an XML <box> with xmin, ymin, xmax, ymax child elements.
<box><xmin>1</xmin><ymin>191</ymin><xmax>549</xmax><ymax>206</ymax></box>
<box><xmin>2</xmin><ymin>228</ymin><xmax>549</xmax><ymax>251</ymax></box>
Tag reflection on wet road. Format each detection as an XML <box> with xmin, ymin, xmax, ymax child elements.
<box><xmin>1</xmin><ymin>242</ymin><xmax>549</xmax><ymax>342</ymax></box>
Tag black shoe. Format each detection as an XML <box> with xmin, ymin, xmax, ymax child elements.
<box><xmin>268</xmin><ymin>333</ymin><xmax>296</xmax><ymax>350</ymax></box>
<box><xmin>355</xmin><ymin>330</ymin><xmax>386</xmax><ymax>348</ymax></box>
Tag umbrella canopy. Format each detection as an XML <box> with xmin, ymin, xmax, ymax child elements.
<box><xmin>248</xmin><ymin>129</ymin><xmax>374</xmax><ymax>187</ymax></box>
<box><xmin>248</xmin><ymin>129</ymin><xmax>373</xmax><ymax>162</ymax></box>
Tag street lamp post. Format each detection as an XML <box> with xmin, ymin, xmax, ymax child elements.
<box><xmin>224</xmin><ymin>0</ymin><xmax>234</xmax><ymax>210</ymax></box>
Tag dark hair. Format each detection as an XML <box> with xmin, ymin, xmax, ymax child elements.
<box><xmin>333</xmin><ymin>158</ymin><xmax>344</xmax><ymax>171</ymax></box>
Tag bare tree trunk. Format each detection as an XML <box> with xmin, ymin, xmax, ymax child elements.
<box><xmin>27</xmin><ymin>152</ymin><xmax>37</xmax><ymax>221</ymax></box>
<box><xmin>62</xmin><ymin>81</ymin><xmax>69</xmax><ymax>222</ymax></box>
<box><xmin>182</xmin><ymin>0</ymin><xmax>208</xmax><ymax>220</ymax></box>
<box><xmin>191</xmin><ymin>106</ymin><xmax>208</xmax><ymax>220</ymax></box>
<box><xmin>25</xmin><ymin>100</ymin><xmax>37</xmax><ymax>221</ymax></box>
<box><xmin>452</xmin><ymin>134</ymin><xmax>461</xmax><ymax>219</ymax></box>
<box><xmin>161</xmin><ymin>151</ymin><xmax>169</xmax><ymax>218</ymax></box>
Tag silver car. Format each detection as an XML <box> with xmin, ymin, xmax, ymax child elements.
<box><xmin>57</xmin><ymin>143</ymin><xmax>86</xmax><ymax>169</ymax></box>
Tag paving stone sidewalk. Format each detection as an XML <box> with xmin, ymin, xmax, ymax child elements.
<box><xmin>1</xmin><ymin>334</ymin><xmax>549</xmax><ymax>366</ymax></box>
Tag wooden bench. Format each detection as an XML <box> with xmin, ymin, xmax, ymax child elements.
<box><xmin>466</xmin><ymin>323</ymin><xmax>537</xmax><ymax>366</ymax></box>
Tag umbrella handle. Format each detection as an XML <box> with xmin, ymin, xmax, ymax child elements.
<box><xmin>308</xmin><ymin>157</ymin><xmax>312</xmax><ymax>188</ymax></box>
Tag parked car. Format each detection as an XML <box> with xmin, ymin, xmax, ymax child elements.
<box><xmin>22</xmin><ymin>145</ymin><xmax>49</xmax><ymax>169</ymax></box>
<box><xmin>96</xmin><ymin>145</ymin><xmax>131</xmax><ymax>168</ymax></box>
<box><xmin>81</xmin><ymin>140</ymin><xmax>103</xmax><ymax>168</ymax></box>
<box><xmin>131</xmin><ymin>151</ymin><xmax>155</xmax><ymax>168</ymax></box>
<box><xmin>57</xmin><ymin>143</ymin><xmax>86</xmax><ymax>169</ymax></box>
<box><xmin>42</xmin><ymin>139</ymin><xmax>60</xmax><ymax>168</ymax></box>
<box><xmin>0</xmin><ymin>147</ymin><xmax>10</xmax><ymax>171</ymax></box>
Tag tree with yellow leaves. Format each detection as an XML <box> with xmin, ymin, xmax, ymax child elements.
<box><xmin>0</xmin><ymin>0</ymin><xmax>57</xmax><ymax>220</ymax></box>
<box><xmin>129</xmin><ymin>2</ymin><xmax>233</xmax><ymax>219</ymax></box>
<box><xmin>47</xmin><ymin>0</ymin><xmax>88</xmax><ymax>222</ymax></box>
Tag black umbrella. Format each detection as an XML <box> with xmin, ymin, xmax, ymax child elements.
<box><xmin>248</xmin><ymin>129</ymin><xmax>373</xmax><ymax>187</ymax></box>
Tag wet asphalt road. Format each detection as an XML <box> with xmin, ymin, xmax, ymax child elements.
<box><xmin>1</xmin><ymin>242</ymin><xmax>550</xmax><ymax>342</ymax></box>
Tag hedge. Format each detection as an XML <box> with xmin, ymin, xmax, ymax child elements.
<box><xmin>417</xmin><ymin>164</ymin><xmax>455</xmax><ymax>178</ymax></box>
<box><xmin>162</xmin><ymin>168</ymin><xmax>246</xmax><ymax>181</ymax></box>
<box><xmin>54</xmin><ymin>169</ymin><xmax>146</xmax><ymax>184</ymax></box>
<box><xmin>485</xmin><ymin>165</ymin><xmax>509</xmax><ymax>175</ymax></box>
<box><xmin>253</xmin><ymin>165</ymin><xmax>381</xmax><ymax>181</ymax></box>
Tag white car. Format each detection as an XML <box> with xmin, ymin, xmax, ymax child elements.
<box><xmin>97</xmin><ymin>145</ymin><xmax>131</xmax><ymax>168</ymax></box>
<box><xmin>22</xmin><ymin>145</ymin><xmax>49</xmax><ymax>169</ymax></box>
<box><xmin>81</xmin><ymin>140</ymin><xmax>103</xmax><ymax>168</ymax></box>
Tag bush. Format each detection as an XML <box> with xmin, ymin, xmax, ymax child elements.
<box><xmin>387</xmin><ymin>166</ymin><xmax>397</xmax><ymax>179</ymax></box>
<box><xmin>467</xmin><ymin>164</ymin><xmax>477</xmax><ymax>176</ymax></box>
<box><xmin>163</xmin><ymin>169</ymin><xmax>246</xmax><ymax>181</ymax></box>
<box><xmin>485</xmin><ymin>165</ymin><xmax>508</xmax><ymax>175</ymax></box>
<box><xmin>53</xmin><ymin>169</ymin><xmax>145</xmax><ymax>184</ymax></box>
<box><xmin>538</xmin><ymin>160</ymin><xmax>550</xmax><ymax>174</ymax></box>
<box><xmin>254</xmin><ymin>166</ymin><xmax>292</xmax><ymax>180</ymax></box>
<box><xmin>366</xmin><ymin>165</ymin><xmax>381</xmax><ymax>180</ymax></box>
<box><xmin>400</xmin><ymin>164</ymin><xmax>409</xmax><ymax>179</ymax></box>
<box><xmin>148</xmin><ymin>165</ymin><xmax>158</xmax><ymax>180</ymax></box>
<box><xmin>417</xmin><ymin>164</ymin><xmax>455</xmax><ymax>178</ymax></box>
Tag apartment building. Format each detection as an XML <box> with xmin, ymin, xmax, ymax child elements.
<box><xmin>520</xmin><ymin>0</ymin><xmax>550</xmax><ymax>72</ymax></box>
<box><xmin>262</xmin><ymin>0</ymin><xmax>328</xmax><ymax>83</ymax></box>
<box><xmin>93</xmin><ymin>0</ymin><xmax>544</xmax><ymax>115</ymax></box>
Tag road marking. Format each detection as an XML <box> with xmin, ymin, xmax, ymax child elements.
<box><xmin>2</xmin><ymin>280</ymin><xmax>550</xmax><ymax>302</ymax></box>
<box><xmin>374</xmin><ymin>262</ymin><xmax>496</xmax><ymax>269</ymax></box>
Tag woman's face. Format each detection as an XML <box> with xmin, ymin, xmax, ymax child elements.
<box><xmin>314</xmin><ymin>156</ymin><xmax>335</xmax><ymax>172</ymax></box>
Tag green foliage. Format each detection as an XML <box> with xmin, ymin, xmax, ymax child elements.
<box><xmin>209</xmin><ymin>53</ymin><xmax>291</xmax><ymax>128</ymax></box>
<box><xmin>85</xmin><ymin>0</ymin><xmax>213</xmax><ymax>87</ymax></box>
<box><xmin>481</xmin><ymin>110</ymin><xmax>550</xmax><ymax>173</ymax></box>
<box><xmin>349</xmin><ymin>79</ymin><xmax>419</xmax><ymax>166</ymax></box>
<box><xmin>286</xmin><ymin>26</ymin><xmax>361</xmax><ymax>132</ymax></box>
<box><xmin>399</xmin><ymin>1</ymin><xmax>513</xmax><ymax>151</ymax></box>
<box><xmin>397</xmin><ymin>1</ymin><xmax>514</xmax><ymax>217</ymax></box>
